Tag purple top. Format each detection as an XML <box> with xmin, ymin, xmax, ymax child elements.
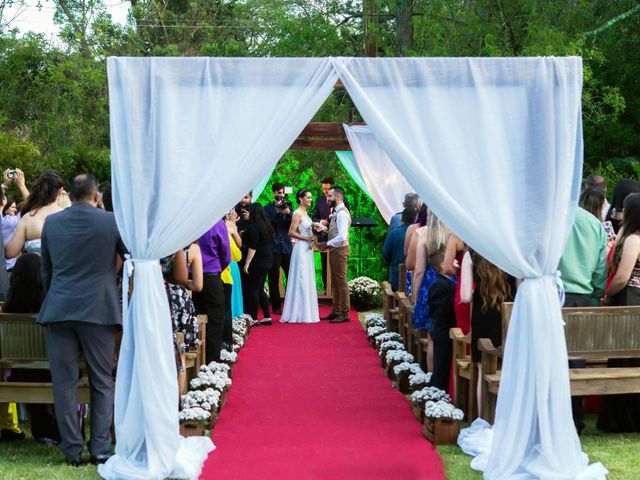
<box><xmin>198</xmin><ymin>219</ymin><xmax>231</xmax><ymax>274</ymax></box>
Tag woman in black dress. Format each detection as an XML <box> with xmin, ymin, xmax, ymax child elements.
<box><xmin>242</xmin><ymin>203</ymin><xmax>274</xmax><ymax>324</ymax></box>
<box><xmin>460</xmin><ymin>250</ymin><xmax>515</xmax><ymax>416</ymax></box>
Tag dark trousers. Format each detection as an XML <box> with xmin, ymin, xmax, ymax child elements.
<box><xmin>246</xmin><ymin>267</ymin><xmax>270</xmax><ymax>320</ymax></box>
<box><xmin>46</xmin><ymin>322</ymin><xmax>115</xmax><ymax>461</ymax></box>
<box><xmin>193</xmin><ymin>273</ymin><xmax>225</xmax><ymax>363</ymax></box>
<box><xmin>223</xmin><ymin>282</ymin><xmax>233</xmax><ymax>348</ymax></box>
<box><xmin>320</xmin><ymin>252</ymin><xmax>328</xmax><ymax>291</ymax></box>
<box><xmin>564</xmin><ymin>292</ymin><xmax>591</xmax><ymax>432</ymax></box>
<box><xmin>431</xmin><ymin>339</ymin><xmax>453</xmax><ymax>392</ymax></box>
<box><xmin>268</xmin><ymin>253</ymin><xmax>290</xmax><ymax>310</ymax></box>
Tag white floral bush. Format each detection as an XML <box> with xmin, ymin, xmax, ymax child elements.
<box><xmin>385</xmin><ymin>349</ymin><xmax>414</xmax><ymax>364</ymax></box>
<box><xmin>220</xmin><ymin>349</ymin><xmax>238</xmax><ymax>363</ymax></box>
<box><xmin>375</xmin><ymin>332</ymin><xmax>403</xmax><ymax>346</ymax></box>
<box><xmin>364</xmin><ymin>313</ymin><xmax>386</xmax><ymax>328</ymax></box>
<box><xmin>181</xmin><ymin>388</ymin><xmax>221</xmax><ymax>412</ymax></box>
<box><xmin>178</xmin><ymin>406</ymin><xmax>211</xmax><ymax>424</ymax></box>
<box><xmin>367</xmin><ymin>326</ymin><xmax>385</xmax><ymax>337</ymax></box>
<box><xmin>393</xmin><ymin>362</ymin><xmax>423</xmax><ymax>376</ymax></box>
<box><xmin>190</xmin><ymin>369</ymin><xmax>232</xmax><ymax>391</ymax></box>
<box><xmin>232</xmin><ymin>317</ymin><xmax>248</xmax><ymax>336</ymax></box>
<box><xmin>425</xmin><ymin>400</ymin><xmax>464</xmax><ymax>421</ymax></box>
<box><xmin>349</xmin><ymin>277</ymin><xmax>382</xmax><ymax>308</ymax></box>
<box><xmin>378</xmin><ymin>340</ymin><xmax>405</xmax><ymax>356</ymax></box>
<box><xmin>409</xmin><ymin>372</ymin><xmax>432</xmax><ymax>386</ymax></box>
<box><xmin>205</xmin><ymin>362</ymin><xmax>231</xmax><ymax>374</ymax></box>
<box><xmin>411</xmin><ymin>386</ymin><xmax>451</xmax><ymax>404</ymax></box>
<box><xmin>232</xmin><ymin>333</ymin><xmax>245</xmax><ymax>348</ymax></box>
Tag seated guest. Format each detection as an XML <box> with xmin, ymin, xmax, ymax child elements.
<box><xmin>3</xmin><ymin>253</ymin><xmax>59</xmax><ymax>444</ymax></box>
<box><xmin>605</xmin><ymin>179</ymin><xmax>640</xmax><ymax>234</ymax></box>
<box><xmin>382</xmin><ymin>207</ymin><xmax>415</xmax><ymax>291</ymax></box>
<box><xmin>426</xmin><ymin>246</ymin><xmax>456</xmax><ymax>391</ymax></box>
<box><xmin>460</xmin><ymin>251</ymin><xmax>515</xmax><ymax>417</ymax></box>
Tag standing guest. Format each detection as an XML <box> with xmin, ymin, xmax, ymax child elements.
<box><xmin>193</xmin><ymin>219</ymin><xmax>231</xmax><ymax>362</ymax></box>
<box><xmin>264</xmin><ymin>183</ymin><xmax>293</xmax><ymax>315</ymax></box>
<box><xmin>3</xmin><ymin>253</ymin><xmax>59</xmax><ymax>444</ymax></box>
<box><xmin>39</xmin><ymin>173</ymin><xmax>125</xmax><ymax>466</ymax></box>
<box><xmin>6</xmin><ymin>170</ymin><xmax>67</xmax><ymax>259</ymax></box>
<box><xmin>235</xmin><ymin>191</ymin><xmax>253</xmax><ymax>239</ymax></box>
<box><xmin>404</xmin><ymin>204</ymin><xmax>428</xmax><ymax>294</ymax></box>
<box><xmin>312</xmin><ymin>178</ymin><xmax>350</xmax><ymax>292</ymax></box>
<box><xmin>600</xmin><ymin>193</ymin><xmax>640</xmax><ymax>432</ymax></box>
<box><xmin>221</xmin><ymin>219</ymin><xmax>243</xmax><ymax>349</ymax></box>
<box><xmin>2</xmin><ymin>168</ymin><xmax>30</xmax><ymax>200</ymax></box>
<box><xmin>443</xmin><ymin>233</ymin><xmax>471</xmax><ymax>334</ymax></box>
<box><xmin>226</xmin><ymin>210</ymin><xmax>244</xmax><ymax>318</ymax></box>
<box><xmin>426</xmin><ymin>246</ymin><xmax>456</xmax><ymax>391</ymax></box>
<box><xmin>98</xmin><ymin>182</ymin><xmax>113</xmax><ymax>212</ymax></box>
<box><xmin>460</xmin><ymin>251</ymin><xmax>515</xmax><ymax>415</ymax></box>
<box><xmin>585</xmin><ymin>174</ymin><xmax>609</xmax><ymax>221</ymax></box>
<box><xmin>389</xmin><ymin>192</ymin><xmax>420</xmax><ymax>231</ymax></box>
<box><xmin>3</xmin><ymin>197</ymin><xmax>17</xmax><ymax>216</ymax></box>
<box><xmin>243</xmin><ymin>203</ymin><xmax>274</xmax><ymax>324</ymax></box>
<box><xmin>382</xmin><ymin>207</ymin><xmax>414</xmax><ymax>291</ymax></box>
<box><xmin>317</xmin><ymin>186</ymin><xmax>352</xmax><ymax>323</ymax></box>
<box><xmin>605</xmin><ymin>179</ymin><xmax>640</xmax><ymax>234</ymax></box>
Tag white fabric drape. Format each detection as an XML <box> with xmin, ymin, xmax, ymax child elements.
<box><xmin>333</xmin><ymin>57</ymin><xmax>607</xmax><ymax>479</ymax></box>
<box><xmin>101</xmin><ymin>57</ymin><xmax>337</xmax><ymax>479</ymax></box>
<box><xmin>342</xmin><ymin>125</ymin><xmax>416</xmax><ymax>224</ymax></box>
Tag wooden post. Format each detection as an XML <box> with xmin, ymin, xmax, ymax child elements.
<box><xmin>363</xmin><ymin>0</ymin><xmax>378</xmax><ymax>57</ymax></box>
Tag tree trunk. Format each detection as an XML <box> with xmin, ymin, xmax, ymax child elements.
<box><xmin>396</xmin><ymin>0</ymin><xmax>413</xmax><ymax>55</ymax></box>
<box><xmin>363</xmin><ymin>0</ymin><xmax>378</xmax><ymax>57</ymax></box>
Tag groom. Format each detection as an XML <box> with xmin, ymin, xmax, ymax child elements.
<box><xmin>317</xmin><ymin>186</ymin><xmax>351</xmax><ymax>323</ymax></box>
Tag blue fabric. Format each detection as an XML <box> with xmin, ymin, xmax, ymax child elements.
<box><xmin>230</xmin><ymin>262</ymin><xmax>244</xmax><ymax>318</ymax></box>
<box><xmin>382</xmin><ymin>223</ymin><xmax>408</xmax><ymax>291</ymax></box>
<box><xmin>335</xmin><ymin>151</ymin><xmax>372</xmax><ymax>199</ymax></box>
<box><xmin>413</xmin><ymin>267</ymin><xmax>457</xmax><ymax>331</ymax></box>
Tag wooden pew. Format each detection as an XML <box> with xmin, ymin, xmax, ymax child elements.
<box><xmin>398</xmin><ymin>263</ymin><xmax>407</xmax><ymax>294</ymax></box>
<box><xmin>397</xmin><ymin>294</ymin><xmax>412</xmax><ymax>354</ymax></box>
<box><xmin>479</xmin><ymin>304</ymin><xmax>640</xmax><ymax>422</ymax></box>
<box><xmin>382</xmin><ymin>281</ymin><xmax>401</xmax><ymax>333</ymax></box>
<box><xmin>450</xmin><ymin>327</ymin><xmax>477</xmax><ymax>420</ymax></box>
<box><xmin>0</xmin><ymin>313</ymin><xmax>91</xmax><ymax>403</ymax></box>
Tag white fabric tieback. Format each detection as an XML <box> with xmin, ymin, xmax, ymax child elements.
<box><xmin>523</xmin><ymin>271</ymin><xmax>565</xmax><ymax>307</ymax></box>
<box><xmin>122</xmin><ymin>255</ymin><xmax>158</xmax><ymax>318</ymax></box>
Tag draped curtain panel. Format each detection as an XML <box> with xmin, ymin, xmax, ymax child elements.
<box><xmin>335</xmin><ymin>151</ymin><xmax>373</xmax><ymax>200</ymax></box>
<box><xmin>333</xmin><ymin>57</ymin><xmax>606</xmax><ymax>479</ymax></box>
<box><xmin>103</xmin><ymin>57</ymin><xmax>338</xmax><ymax>480</ymax></box>
<box><xmin>343</xmin><ymin>125</ymin><xmax>418</xmax><ymax>224</ymax></box>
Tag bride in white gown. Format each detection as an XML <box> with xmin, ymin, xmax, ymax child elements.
<box><xmin>280</xmin><ymin>189</ymin><xmax>320</xmax><ymax>324</ymax></box>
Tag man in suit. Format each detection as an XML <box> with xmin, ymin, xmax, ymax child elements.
<box><xmin>39</xmin><ymin>173</ymin><xmax>125</xmax><ymax>467</ymax></box>
<box><xmin>312</xmin><ymin>178</ymin><xmax>349</xmax><ymax>293</ymax></box>
<box><xmin>317</xmin><ymin>186</ymin><xmax>351</xmax><ymax>323</ymax></box>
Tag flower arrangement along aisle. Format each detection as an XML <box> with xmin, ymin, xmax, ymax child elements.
<box><xmin>392</xmin><ymin>362</ymin><xmax>423</xmax><ymax>394</ymax></box>
<box><xmin>364</xmin><ymin>313</ymin><xmax>386</xmax><ymax>329</ymax></box>
<box><xmin>411</xmin><ymin>387</ymin><xmax>451</xmax><ymax>423</ymax></box>
<box><xmin>349</xmin><ymin>277</ymin><xmax>382</xmax><ymax>311</ymax></box>
<box><xmin>178</xmin><ymin>406</ymin><xmax>211</xmax><ymax>437</ymax></box>
<box><xmin>385</xmin><ymin>349</ymin><xmax>414</xmax><ymax>376</ymax></box>
<box><xmin>374</xmin><ymin>331</ymin><xmax>403</xmax><ymax>349</ymax></box>
<box><xmin>378</xmin><ymin>340</ymin><xmax>405</xmax><ymax>368</ymax></box>
<box><xmin>423</xmin><ymin>400</ymin><xmax>463</xmax><ymax>445</ymax></box>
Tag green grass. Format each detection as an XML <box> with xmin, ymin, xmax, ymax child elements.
<box><xmin>357</xmin><ymin>311</ymin><xmax>640</xmax><ymax>479</ymax></box>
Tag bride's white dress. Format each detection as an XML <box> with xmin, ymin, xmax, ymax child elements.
<box><xmin>280</xmin><ymin>210</ymin><xmax>319</xmax><ymax>324</ymax></box>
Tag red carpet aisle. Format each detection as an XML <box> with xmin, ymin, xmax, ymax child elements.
<box><xmin>200</xmin><ymin>307</ymin><xmax>445</xmax><ymax>480</ymax></box>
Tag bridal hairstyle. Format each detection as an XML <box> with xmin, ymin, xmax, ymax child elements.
<box><xmin>613</xmin><ymin>193</ymin><xmax>640</xmax><ymax>266</ymax></box>
<box><xmin>20</xmin><ymin>170</ymin><xmax>65</xmax><ymax>216</ymax></box>
<box><xmin>249</xmin><ymin>202</ymin><xmax>275</xmax><ymax>240</ymax></box>
<box><xmin>579</xmin><ymin>187</ymin><xmax>605</xmax><ymax>220</ymax></box>
<box><xmin>296</xmin><ymin>188</ymin><xmax>310</xmax><ymax>204</ymax></box>
<box><xmin>472</xmin><ymin>251</ymin><xmax>512</xmax><ymax>313</ymax></box>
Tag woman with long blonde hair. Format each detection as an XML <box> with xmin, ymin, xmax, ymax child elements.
<box><xmin>412</xmin><ymin>212</ymin><xmax>449</xmax><ymax>371</ymax></box>
<box><xmin>460</xmin><ymin>251</ymin><xmax>515</xmax><ymax>415</ymax></box>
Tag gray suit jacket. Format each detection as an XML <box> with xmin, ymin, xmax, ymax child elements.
<box><xmin>38</xmin><ymin>202</ymin><xmax>125</xmax><ymax>326</ymax></box>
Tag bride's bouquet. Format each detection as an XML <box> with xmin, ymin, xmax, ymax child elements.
<box><xmin>309</xmin><ymin>222</ymin><xmax>328</xmax><ymax>250</ymax></box>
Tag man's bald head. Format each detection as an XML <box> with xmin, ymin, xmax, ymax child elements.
<box><xmin>70</xmin><ymin>173</ymin><xmax>99</xmax><ymax>204</ymax></box>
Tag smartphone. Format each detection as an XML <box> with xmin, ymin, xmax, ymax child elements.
<box><xmin>602</xmin><ymin>220</ymin><xmax>616</xmax><ymax>243</ymax></box>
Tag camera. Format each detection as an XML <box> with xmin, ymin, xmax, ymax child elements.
<box><xmin>7</xmin><ymin>170</ymin><xmax>16</xmax><ymax>180</ymax></box>
<box><xmin>274</xmin><ymin>194</ymin><xmax>292</xmax><ymax>210</ymax></box>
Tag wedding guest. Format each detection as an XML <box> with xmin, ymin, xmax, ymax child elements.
<box><xmin>39</xmin><ymin>173</ymin><xmax>125</xmax><ymax>466</ymax></box>
<box><xmin>226</xmin><ymin>210</ymin><xmax>244</xmax><ymax>318</ymax></box>
<box><xmin>2</xmin><ymin>169</ymin><xmax>30</xmax><ymax>271</ymax></box>
<box><xmin>426</xmin><ymin>246</ymin><xmax>456</xmax><ymax>391</ymax></box>
<box><xmin>389</xmin><ymin>192</ymin><xmax>420</xmax><ymax>230</ymax></box>
<box><xmin>460</xmin><ymin>251</ymin><xmax>515</xmax><ymax>414</ymax></box>
<box><xmin>98</xmin><ymin>182</ymin><xmax>113</xmax><ymax>212</ymax></box>
<box><xmin>222</xmin><ymin>219</ymin><xmax>243</xmax><ymax>349</ymax></box>
<box><xmin>443</xmin><ymin>233</ymin><xmax>471</xmax><ymax>334</ymax></box>
<box><xmin>382</xmin><ymin>207</ymin><xmax>414</xmax><ymax>291</ymax></box>
<box><xmin>599</xmin><ymin>193</ymin><xmax>640</xmax><ymax>433</ymax></box>
<box><xmin>312</xmin><ymin>177</ymin><xmax>350</xmax><ymax>292</ymax></box>
<box><xmin>2</xmin><ymin>253</ymin><xmax>59</xmax><ymax>444</ymax></box>
<box><xmin>412</xmin><ymin>213</ymin><xmax>450</xmax><ymax>372</ymax></box>
<box><xmin>194</xmin><ymin>219</ymin><xmax>231</xmax><ymax>362</ymax></box>
<box><xmin>2</xmin><ymin>197</ymin><xmax>17</xmax><ymax>216</ymax></box>
<box><xmin>6</xmin><ymin>170</ymin><xmax>67</xmax><ymax>259</ymax></box>
<box><xmin>2</xmin><ymin>168</ymin><xmax>30</xmax><ymax>200</ymax></box>
<box><xmin>585</xmin><ymin>174</ymin><xmax>609</xmax><ymax>221</ymax></box>
<box><xmin>404</xmin><ymin>204</ymin><xmax>428</xmax><ymax>294</ymax></box>
<box><xmin>264</xmin><ymin>183</ymin><xmax>293</xmax><ymax>315</ymax></box>
<box><xmin>605</xmin><ymin>179</ymin><xmax>640</xmax><ymax>234</ymax></box>
<box><xmin>243</xmin><ymin>203</ymin><xmax>274</xmax><ymax>325</ymax></box>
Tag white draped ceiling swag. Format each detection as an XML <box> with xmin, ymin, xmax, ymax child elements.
<box><xmin>102</xmin><ymin>56</ymin><xmax>606</xmax><ymax>480</ymax></box>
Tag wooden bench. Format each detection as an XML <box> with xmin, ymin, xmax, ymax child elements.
<box><xmin>479</xmin><ymin>304</ymin><xmax>640</xmax><ymax>422</ymax></box>
<box><xmin>450</xmin><ymin>327</ymin><xmax>477</xmax><ymax>420</ymax></box>
<box><xmin>398</xmin><ymin>263</ymin><xmax>407</xmax><ymax>294</ymax></box>
<box><xmin>382</xmin><ymin>281</ymin><xmax>401</xmax><ymax>333</ymax></box>
<box><xmin>0</xmin><ymin>313</ymin><xmax>91</xmax><ymax>403</ymax></box>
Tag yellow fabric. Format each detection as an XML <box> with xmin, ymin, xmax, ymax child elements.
<box><xmin>222</xmin><ymin>233</ymin><xmax>242</xmax><ymax>285</ymax></box>
<box><xmin>0</xmin><ymin>403</ymin><xmax>22</xmax><ymax>433</ymax></box>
